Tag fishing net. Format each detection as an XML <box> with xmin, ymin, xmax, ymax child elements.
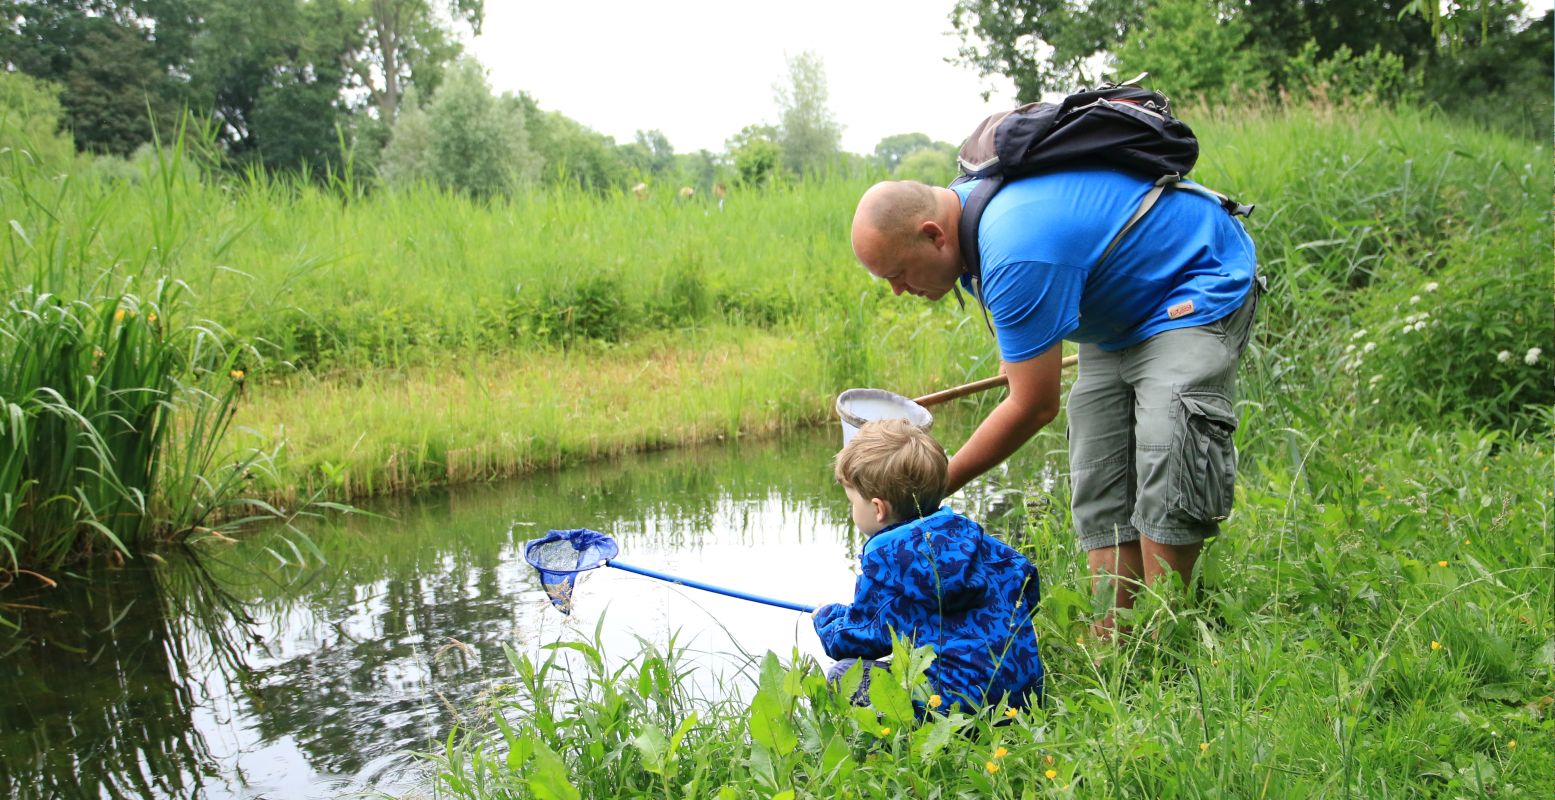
<box><xmin>523</xmin><ymin>528</ymin><xmax>618</xmax><ymax>614</ymax></box>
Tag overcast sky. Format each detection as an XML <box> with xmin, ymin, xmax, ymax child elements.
<box><xmin>467</xmin><ymin>1</ymin><xmax>1555</xmax><ymax>157</ymax></box>
<box><xmin>467</xmin><ymin>0</ymin><xmax>1019</xmax><ymax>156</ymax></box>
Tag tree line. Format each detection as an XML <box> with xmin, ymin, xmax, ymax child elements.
<box><xmin>950</xmin><ymin>0</ymin><xmax>1551</xmax><ymax>136</ymax></box>
<box><xmin>3</xmin><ymin>0</ymin><xmax>1548</xmax><ymax>199</ymax></box>
<box><xmin>0</xmin><ymin>0</ymin><xmax>866</xmax><ymax>195</ymax></box>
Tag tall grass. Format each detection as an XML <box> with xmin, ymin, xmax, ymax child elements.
<box><xmin>0</xmin><ymin>132</ymin><xmax>275</xmax><ymax>574</ymax></box>
<box><xmin>427</xmin><ymin>427</ymin><xmax>1551</xmax><ymax>798</ymax></box>
<box><xmin>2</xmin><ymin>99</ymin><xmax>1547</xmax><ymax>555</ymax></box>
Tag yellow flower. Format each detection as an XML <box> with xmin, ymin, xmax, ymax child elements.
<box><xmin>993</xmin><ymin>746</ymin><xmax>1009</xmax><ymax>759</ymax></box>
<box><xmin>928</xmin><ymin>694</ymin><xmax>942</xmax><ymax>708</ymax></box>
<box><xmin>1200</xmin><ymin>742</ymin><xmax>1211</xmax><ymax>752</ymax></box>
<box><xmin>230</xmin><ymin>369</ymin><xmax>246</xmax><ymax>381</ymax></box>
<box><xmin>1004</xmin><ymin>708</ymin><xmax>1019</xmax><ymax>719</ymax></box>
<box><xmin>114</xmin><ymin>308</ymin><xmax>126</xmax><ymax>322</ymax></box>
<box><xmin>1509</xmin><ymin>739</ymin><xmax>1517</xmax><ymax>749</ymax></box>
<box><xmin>147</xmin><ymin>312</ymin><xmax>157</xmax><ymax>324</ymax></box>
<box><xmin>1437</xmin><ymin>560</ymin><xmax>1448</xmax><ymax>567</ymax></box>
<box><xmin>878</xmin><ymin>727</ymin><xmax>891</xmax><ymax>736</ymax></box>
<box><xmin>985</xmin><ymin>761</ymin><xmax>1000</xmax><ymax>774</ymax></box>
<box><xmin>1044</xmin><ymin>769</ymin><xmax>1058</xmax><ymax>779</ymax></box>
<box><xmin>1430</xmin><ymin>640</ymin><xmax>1442</xmax><ymax>651</ymax></box>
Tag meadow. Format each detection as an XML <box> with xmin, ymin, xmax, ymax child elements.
<box><xmin>1</xmin><ymin>98</ymin><xmax>1551</xmax><ymax>796</ymax></box>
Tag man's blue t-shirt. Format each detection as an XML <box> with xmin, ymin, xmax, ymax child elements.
<box><xmin>954</xmin><ymin>167</ymin><xmax>1257</xmax><ymax>362</ymax></box>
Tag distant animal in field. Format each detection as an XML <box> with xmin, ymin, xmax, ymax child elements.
<box><xmin>632</xmin><ymin>182</ymin><xmax>649</xmax><ymax>200</ymax></box>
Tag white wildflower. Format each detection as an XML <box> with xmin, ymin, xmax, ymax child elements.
<box><xmin>1526</xmin><ymin>348</ymin><xmax>1543</xmax><ymax>366</ymax></box>
<box><xmin>1364</xmin><ymin>342</ymin><xmax>1378</xmax><ymax>353</ymax></box>
<box><xmin>1497</xmin><ymin>350</ymin><xmax>1513</xmax><ymax>363</ymax></box>
<box><xmin>1417</xmin><ymin>311</ymin><xmax>1430</xmax><ymax>321</ymax></box>
<box><xmin>1405</xmin><ymin>314</ymin><xmax>1419</xmax><ymax>324</ymax></box>
<box><xmin>1408</xmin><ymin>295</ymin><xmax>1421</xmax><ymax>305</ymax></box>
<box><xmin>1369</xmin><ymin>374</ymin><xmax>1383</xmax><ymax>384</ymax></box>
<box><xmin>1351</xmin><ymin>329</ymin><xmax>1368</xmax><ymax>340</ymax></box>
<box><xmin>1424</xmin><ymin>281</ymin><xmax>1439</xmax><ymax>292</ymax></box>
<box><xmin>1345</xmin><ymin>343</ymin><xmax>1357</xmax><ymax>354</ymax></box>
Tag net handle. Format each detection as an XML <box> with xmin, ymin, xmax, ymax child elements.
<box><xmin>607</xmin><ymin>560</ymin><xmax>817</xmax><ymax>613</ymax></box>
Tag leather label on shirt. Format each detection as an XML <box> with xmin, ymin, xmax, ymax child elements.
<box><xmin>1167</xmin><ymin>300</ymin><xmax>1195</xmax><ymax>320</ymax></box>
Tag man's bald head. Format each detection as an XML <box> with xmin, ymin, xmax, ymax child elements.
<box><xmin>848</xmin><ymin>180</ymin><xmax>964</xmax><ymax>301</ymax></box>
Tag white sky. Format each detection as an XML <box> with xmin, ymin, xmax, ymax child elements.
<box><xmin>467</xmin><ymin>0</ymin><xmax>1019</xmax><ymax>156</ymax></box>
<box><xmin>468</xmin><ymin>0</ymin><xmax>1555</xmax><ymax>157</ymax></box>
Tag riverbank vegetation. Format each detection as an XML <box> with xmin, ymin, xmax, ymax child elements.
<box><xmin>4</xmin><ymin>86</ymin><xmax>1551</xmax><ymax>565</ymax></box>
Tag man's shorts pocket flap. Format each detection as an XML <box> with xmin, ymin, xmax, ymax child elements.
<box><xmin>1170</xmin><ymin>389</ymin><xmax>1238</xmax><ymax>524</ymax></box>
<box><xmin>1177</xmin><ymin>392</ymin><xmax>1238</xmax><ymax>437</ymax></box>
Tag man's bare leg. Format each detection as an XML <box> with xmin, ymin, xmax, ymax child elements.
<box><xmin>1087</xmin><ymin>542</ymin><xmax>1144</xmax><ymax>640</ymax></box>
<box><xmin>1140</xmin><ymin>538</ymin><xmax>1202</xmax><ymax>592</ymax></box>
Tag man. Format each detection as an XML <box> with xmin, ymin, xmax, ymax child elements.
<box><xmin>850</xmin><ymin>168</ymin><xmax>1258</xmax><ymax>637</ymax></box>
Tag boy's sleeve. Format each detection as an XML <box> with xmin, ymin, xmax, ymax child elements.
<box><xmin>812</xmin><ymin>546</ymin><xmax>902</xmax><ymax>661</ymax></box>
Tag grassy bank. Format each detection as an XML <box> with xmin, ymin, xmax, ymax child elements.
<box><xmin>428</xmin><ymin>427</ymin><xmax>1551</xmax><ymax>799</ymax></box>
<box><xmin>2</xmin><ymin>100</ymin><xmax>1549</xmax><ymax>562</ymax></box>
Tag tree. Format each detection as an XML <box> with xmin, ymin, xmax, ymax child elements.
<box><xmin>726</xmin><ymin>123</ymin><xmax>781</xmax><ymax>187</ymax></box>
<box><xmin>0</xmin><ymin>70</ymin><xmax>76</xmax><ymax>172</ymax></box>
<box><xmin>380</xmin><ymin>58</ymin><xmax>538</xmax><ymax>196</ymax></box>
<box><xmin>356</xmin><ymin>0</ymin><xmax>483</xmax><ymax>122</ymax></box>
<box><xmin>1109</xmin><ymin>0</ymin><xmax>1269</xmax><ymax>104</ymax></box>
<box><xmin>896</xmin><ymin>147</ymin><xmax>957</xmax><ymax>186</ymax></box>
<box><xmin>0</xmin><ymin>0</ymin><xmax>192</xmax><ymax>155</ymax></box>
<box><xmin>873</xmin><ymin>133</ymin><xmax>935</xmax><ymax>172</ymax></box>
<box><xmin>513</xmin><ymin>93</ymin><xmax>628</xmax><ymax>192</ymax></box>
<box><xmin>950</xmin><ymin>0</ymin><xmax>1148</xmax><ymax>99</ymax></box>
<box><xmin>774</xmin><ymin>50</ymin><xmax>842</xmax><ymax>176</ymax></box>
<box><xmin>188</xmin><ymin>0</ymin><xmax>363</xmax><ymax>172</ymax></box>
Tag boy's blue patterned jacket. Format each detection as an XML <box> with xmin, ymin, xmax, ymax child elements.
<box><xmin>813</xmin><ymin>506</ymin><xmax>1044</xmax><ymax>709</ymax></box>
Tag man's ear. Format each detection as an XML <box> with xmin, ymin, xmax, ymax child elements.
<box><xmin>871</xmin><ymin>497</ymin><xmax>892</xmax><ymax>523</ymax></box>
<box><xmin>919</xmin><ymin>219</ymin><xmax>947</xmax><ymax>248</ymax></box>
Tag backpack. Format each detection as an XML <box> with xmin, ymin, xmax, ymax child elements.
<box><xmin>950</xmin><ymin>76</ymin><xmax>1254</xmax><ymax>330</ymax></box>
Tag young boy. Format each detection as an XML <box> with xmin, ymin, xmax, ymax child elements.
<box><xmin>813</xmin><ymin>419</ymin><xmax>1044</xmax><ymax>712</ymax></box>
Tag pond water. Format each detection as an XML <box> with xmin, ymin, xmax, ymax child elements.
<box><xmin>0</xmin><ymin>423</ymin><xmax>1054</xmax><ymax>799</ymax></box>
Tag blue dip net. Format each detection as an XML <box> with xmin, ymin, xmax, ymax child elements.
<box><xmin>524</xmin><ymin>529</ymin><xmax>619</xmax><ymax>614</ymax></box>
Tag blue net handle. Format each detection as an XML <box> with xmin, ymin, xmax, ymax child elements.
<box><xmin>607</xmin><ymin>560</ymin><xmax>817</xmax><ymax>613</ymax></box>
<box><xmin>525</xmin><ymin>529</ymin><xmax>815</xmax><ymax>613</ymax></box>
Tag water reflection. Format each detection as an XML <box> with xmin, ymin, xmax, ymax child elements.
<box><xmin>0</xmin><ymin>421</ymin><xmax>1065</xmax><ymax>799</ymax></box>
<box><xmin>1</xmin><ymin>428</ymin><xmax>865</xmax><ymax>799</ymax></box>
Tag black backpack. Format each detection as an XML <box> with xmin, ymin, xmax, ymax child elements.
<box><xmin>950</xmin><ymin>77</ymin><xmax>1253</xmax><ymax>326</ymax></box>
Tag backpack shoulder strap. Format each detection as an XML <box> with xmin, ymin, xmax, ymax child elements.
<box><xmin>954</xmin><ymin>175</ymin><xmax>1004</xmax><ymax>338</ymax></box>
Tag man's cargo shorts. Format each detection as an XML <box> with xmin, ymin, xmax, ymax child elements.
<box><xmin>1067</xmin><ymin>283</ymin><xmax>1260</xmax><ymax>551</ymax></box>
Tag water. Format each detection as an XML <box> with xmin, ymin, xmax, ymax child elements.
<box><xmin>0</xmin><ymin>424</ymin><xmax>1060</xmax><ymax>799</ymax></box>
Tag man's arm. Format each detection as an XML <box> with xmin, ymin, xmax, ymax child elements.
<box><xmin>944</xmin><ymin>344</ymin><xmax>1063</xmax><ymax>495</ymax></box>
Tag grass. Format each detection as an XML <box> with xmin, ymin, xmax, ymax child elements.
<box><xmin>426</xmin><ymin>426</ymin><xmax>1551</xmax><ymax>799</ymax></box>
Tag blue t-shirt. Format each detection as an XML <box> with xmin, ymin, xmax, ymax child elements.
<box><xmin>954</xmin><ymin>167</ymin><xmax>1257</xmax><ymax>361</ymax></box>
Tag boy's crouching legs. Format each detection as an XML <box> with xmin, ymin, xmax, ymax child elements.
<box><xmin>826</xmin><ymin>658</ymin><xmax>890</xmax><ymax>705</ymax></box>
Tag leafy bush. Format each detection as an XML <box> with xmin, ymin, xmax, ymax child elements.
<box><xmin>527</xmin><ymin>274</ymin><xmax>633</xmax><ymax>345</ymax></box>
<box><xmin>0</xmin><ymin>71</ymin><xmax>76</xmax><ymax>175</ymax></box>
<box><xmin>1333</xmin><ymin>199</ymin><xmax>1552</xmax><ymax>432</ymax></box>
<box><xmin>1282</xmin><ymin>41</ymin><xmax>1417</xmax><ymax>104</ymax></box>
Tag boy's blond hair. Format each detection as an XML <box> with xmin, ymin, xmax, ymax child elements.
<box><xmin>834</xmin><ymin>419</ymin><xmax>948</xmax><ymax>519</ymax></box>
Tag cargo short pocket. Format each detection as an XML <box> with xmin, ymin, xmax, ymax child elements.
<box><xmin>1170</xmin><ymin>389</ymin><xmax>1239</xmax><ymax>523</ymax></box>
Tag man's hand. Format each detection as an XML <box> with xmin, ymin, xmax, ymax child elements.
<box><xmin>944</xmin><ymin>345</ymin><xmax>1063</xmax><ymax>495</ymax></box>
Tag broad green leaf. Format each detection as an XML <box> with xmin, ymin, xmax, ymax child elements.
<box><xmin>868</xmin><ymin>666</ymin><xmax>914</xmax><ymax>726</ymax></box>
<box><xmin>633</xmin><ymin>723</ymin><xmax>668</xmax><ymax>774</ymax></box>
<box><xmin>528</xmin><ymin>740</ymin><xmax>580</xmax><ymax>800</ymax></box>
<box><xmin>749</xmin><ymin>688</ymin><xmax>798</xmax><ymax>755</ymax></box>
